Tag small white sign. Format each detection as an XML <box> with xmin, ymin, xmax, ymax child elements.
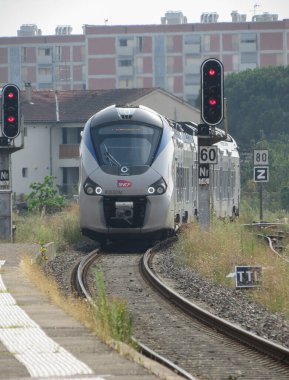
<box><xmin>199</xmin><ymin>178</ymin><xmax>210</xmax><ymax>185</ymax></box>
<box><xmin>235</xmin><ymin>266</ymin><xmax>262</xmax><ymax>288</ymax></box>
<box><xmin>0</xmin><ymin>170</ymin><xmax>9</xmax><ymax>182</ymax></box>
<box><xmin>198</xmin><ymin>163</ymin><xmax>209</xmax><ymax>179</ymax></box>
<box><xmin>254</xmin><ymin>150</ymin><xmax>269</xmax><ymax>166</ymax></box>
<box><xmin>199</xmin><ymin>146</ymin><xmax>218</xmax><ymax>164</ymax></box>
<box><xmin>254</xmin><ymin>167</ymin><xmax>269</xmax><ymax>182</ymax></box>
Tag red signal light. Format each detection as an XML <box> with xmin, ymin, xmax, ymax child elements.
<box><xmin>7</xmin><ymin>116</ymin><xmax>15</xmax><ymax>123</ymax></box>
<box><xmin>201</xmin><ymin>58</ymin><xmax>224</xmax><ymax>126</ymax></box>
<box><xmin>2</xmin><ymin>84</ymin><xmax>20</xmax><ymax>139</ymax></box>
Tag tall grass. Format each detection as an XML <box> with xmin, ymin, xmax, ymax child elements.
<box><xmin>16</xmin><ymin>203</ymin><xmax>134</xmax><ymax>345</ymax></box>
<box><xmin>93</xmin><ymin>270</ymin><xmax>133</xmax><ymax>343</ymax></box>
<box><xmin>14</xmin><ymin>203</ymin><xmax>84</xmax><ymax>250</ymax></box>
<box><xmin>175</xmin><ymin>219</ymin><xmax>289</xmax><ymax>317</ymax></box>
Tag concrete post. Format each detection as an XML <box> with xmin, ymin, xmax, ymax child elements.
<box><xmin>0</xmin><ymin>150</ymin><xmax>12</xmax><ymax>241</ymax></box>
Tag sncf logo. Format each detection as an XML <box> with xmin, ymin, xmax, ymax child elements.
<box><xmin>117</xmin><ymin>180</ymin><xmax>132</xmax><ymax>188</ymax></box>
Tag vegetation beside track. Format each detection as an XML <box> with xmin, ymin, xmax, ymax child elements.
<box><xmin>175</xmin><ymin>216</ymin><xmax>289</xmax><ymax>317</ymax></box>
<box><xmin>14</xmin><ymin>202</ymin><xmax>84</xmax><ymax>250</ymax></box>
<box><xmin>13</xmin><ymin>200</ymin><xmax>289</xmax><ymax>328</ymax></box>
<box><xmin>15</xmin><ymin>203</ymin><xmax>133</xmax><ymax>345</ymax></box>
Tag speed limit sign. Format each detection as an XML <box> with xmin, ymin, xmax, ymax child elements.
<box><xmin>199</xmin><ymin>146</ymin><xmax>218</xmax><ymax>164</ymax></box>
<box><xmin>254</xmin><ymin>150</ymin><xmax>268</xmax><ymax>166</ymax></box>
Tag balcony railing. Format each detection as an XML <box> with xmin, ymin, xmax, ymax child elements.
<box><xmin>59</xmin><ymin>144</ymin><xmax>80</xmax><ymax>159</ymax></box>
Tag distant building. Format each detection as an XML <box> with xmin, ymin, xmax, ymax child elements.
<box><xmin>10</xmin><ymin>87</ymin><xmax>200</xmax><ymax>195</ymax></box>
<box><xmin>0</xmin><ymin>11</ymin><xmax>288</xmax><ymax>105</ymax></box>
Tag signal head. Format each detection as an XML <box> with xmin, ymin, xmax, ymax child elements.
<box><xmin>201</xmin><ymin>58</ymin><xmax>224</xmax><ymax>126</ymax></box>
<box><xmin>2</xmin><ymin>84</ymin><xmax>20</xmax><ymax>139</ymax></box>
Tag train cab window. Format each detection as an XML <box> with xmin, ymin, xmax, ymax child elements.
<box><xmin>91</xmin><ymin>123</ymin><xmax>162</xmax><ymax>167</ymax></box>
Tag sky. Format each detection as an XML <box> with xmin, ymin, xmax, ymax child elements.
<box><xmin>0</xmin><ymin>0</ymin><xmax>288</xmax><ymax>37</ymax></box>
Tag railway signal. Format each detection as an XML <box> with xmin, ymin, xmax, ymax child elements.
<box><xmin>201</xmin><ymin>58</ymin><xmax>224</xmax><ymax>126</ymax></box>
<box><xmin>1</xmin><ymin>84</ymin><xmax>20</xmax><ymax>139</ymax></box>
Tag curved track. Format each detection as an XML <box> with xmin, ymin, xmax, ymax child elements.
<box><xmin>72</xmin><ymin>243</ymin><xmax>289</xmax><ymax>379</ymax></box>
<box><xmin>72</xmin><ymin>247</ymin><xmax>194</xmax><ymax>380</ymax></box>
<box><xmin>142</xmin><ymin>247</ymin><xmax>289</xmax><ymax>365</ymax></box>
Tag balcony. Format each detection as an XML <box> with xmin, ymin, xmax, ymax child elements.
<box><xmin>38</xmin><ymin>74</ymin><xmax>53</xmax><ymax>84</ymax></box>
<box><xmin>117</xmin><ymin>46</ymin><xmax>134</xmax><ymax>55</ymax></box>
<box><xmin>183</xmin><ymin>44</ymin><xmax>201</xmax><ymax>54</ymax></box>
<box><xmin>240</xmin><ymin>42</ymin><xmax>257</xmax><ymax>52</ymax></box>
<box><xmin>59</xmin><ymin>144</ymin><xmax>79</xmax><ymax>159</ymax></box>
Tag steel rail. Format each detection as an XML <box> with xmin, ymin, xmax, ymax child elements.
<box><xmin>74</xmin><ymin>249</ymin><xmax>195</xmax><ymax>380</ymax></box>
<box><xmin>141</xmin><ymin>247</ymin><xmax>289</xmax><ymax>366</ymax></box>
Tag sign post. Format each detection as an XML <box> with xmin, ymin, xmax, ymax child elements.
<box><xmin>0</xmin><ymin>151</ymin><xmax>12</xmax><ymax>240</ymax></box>
<box><xmin>198</xmin><ymin>58</ymin><xmax>225</xmax><ymax>230</ymax></box>
<box><xmin>0</xmin><ymin>84</ymin><xmax>23</xmax><ymax>241</ymax></box>
<box><xmin>253</xmin><ymin>149</ymin><xmax>269</xmax><ymax>221</ymax></box>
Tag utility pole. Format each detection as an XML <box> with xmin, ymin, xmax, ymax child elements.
<box><xmin>198</xmin><ymin>58</ymin><xmax>225</xmax><ymax>230</ymax></box>
<box><xmin>0</xmin><ymin>84</ymin><xmax>23</xmax><ymax>241</ymax></box>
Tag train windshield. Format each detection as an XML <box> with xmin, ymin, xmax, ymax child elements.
<box><xmin>91</xmin><ymin>123</ymin><xmax>162</xmax><ymax>167</ymax></box>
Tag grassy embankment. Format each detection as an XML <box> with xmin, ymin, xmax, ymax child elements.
<box><xmin>13</xmin><ymin>201</ymin><xmax>289</xmax><ymax>331</ymax></box>
<box><xmin>174</xmin><ymin>204</ymin><xmax>289</xmax><ymax>317</ymax></box>
<box><xmin>14</xmin><ymin>203</ymin><xmax>133</xmax><ymax>345</ymax></box>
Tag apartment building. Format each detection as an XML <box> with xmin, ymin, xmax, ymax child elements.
<box><xmin>0</xmin><ymin>11</ymin><xmax>289</xmax><ymax>104</ymax></box>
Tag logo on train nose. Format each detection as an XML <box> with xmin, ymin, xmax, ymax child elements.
<box><xmin>117</xmin><ymin>180</ymin><xmax>132</xmax><ymax>188</ymax></box>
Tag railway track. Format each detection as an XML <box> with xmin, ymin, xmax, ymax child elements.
<box><xmin>72</xmin><ymin>241</ymin><xmax>289</xmax><ymax>380</ymax></box>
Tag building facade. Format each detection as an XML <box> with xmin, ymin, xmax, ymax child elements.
<box><xmin>0</xmin><ymin>11</ymin><xmax>289</xmax><ymax>104</ymax></box>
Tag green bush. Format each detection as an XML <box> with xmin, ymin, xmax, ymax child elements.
<box><xmin>27</xmin><ymin>176</ymin><xmax>66</xmax><ymax>214</ymax></box>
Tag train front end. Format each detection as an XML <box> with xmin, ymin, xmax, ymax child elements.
<box><xmin>79</xmin><ymin>105</ymin><xmax>175</xmax><ymax>241</ymax></box>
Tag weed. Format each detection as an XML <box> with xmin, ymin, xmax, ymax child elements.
<box><xmin>14</xmin><ymin>203</ymin><xmax>86</xmax><ymax>250</ymax></box>
<box><xmin>93</xmin><ymin>270</ymin><xmax>133</xmax><ymax>344</ymax></box>
<box><xmin>175</xmin><ymin>218</ymin><xmax>289</xmax><ymax>317</ymax></box>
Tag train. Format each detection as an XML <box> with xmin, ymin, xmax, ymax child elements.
<box><xmin>79</xmin><ymin>104</ymin><xmax>240</xmax><ymax>243</ymax></box>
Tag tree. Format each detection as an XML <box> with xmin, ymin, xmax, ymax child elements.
<box><xmin>27</xmin><ymin>176</ymin><xmax>66</xmax><ymax>215</ymax></box>
<box><xmin>280</xmin><ymin>187</ymin><xmax>289</xmax><ymax>211</ymax></box>
<box><xmin>224</xmin><ymin>66</ymin><xmax>289</xmax><ymax>147</ymax></box>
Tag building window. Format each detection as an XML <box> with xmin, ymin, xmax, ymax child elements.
<box><xmin>185</xmin><ymin>74</ymin><xmax>199</xmax><ymax>85</ymax></box>
<box><xmin>241</xmin><ymin>52</ymin><xmax>257</xmax><ymax>64</ymax></box>
<box><xmin>55</xmin><ymin>46</ymin><xmax>62</xmax><ymax>61</ymax></box>
<box><xmin>22</xmin><ymin>168</ymin><xmax>28</xmax><ymax>178</ymax></box>
<box><xmin>184</xmin><ymin>34</ymin><xmax>201</xmax><ymax>45</ymax></box>
<box><xmin>21</xmin><ymin>47</ymin><xmax>28</xmax><ymax>63</ymax></box>
<box><xmin>38</xmin><ymin>47</ymin><xmax>51</xmax><ymax>57</ymax></box>
<box><xmin>241</xmin><ymin>33</ymin><xmax>257</xmax><ymax>43</ymax></box>
<box><xmin>62</xmin><ymin>127</ymin><xmax>82</xmax><ymax>144</ymax></box>
<box><xmin>119</xmin><ymin>77</ymin><xmax>133</xmax><ymax>88</ymax></box>
<box><xmin>137</xmin><ymin>37</ymin><xmax>143</xmax><ymax>52</ymax></box>
<box><xmin>167</xmin><ymin>76</ymin><xmax>174</xmax><ymax>92</ymax></box>
<box><xmin>119</xmin><ymin>39</ymin><xmax>128</xmax><ymax>47</ymax></box>
<box><xmin>119</xmin><ymin>59</ymin><xmax>133</xmax><ymax>67</ymax></box>
<box><xmin>166</xmin><ymin>36</ymin><xmax>174</xmax><ymax>52</ymax></box>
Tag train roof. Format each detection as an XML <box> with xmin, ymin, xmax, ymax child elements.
<box><xmin>88</xmin><ymin>104</ymin><xmax>165</xmax><ymax>129</ymax></box>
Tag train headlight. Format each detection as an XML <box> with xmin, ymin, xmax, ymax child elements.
<box><xmin>86</xmin><ymin>185</ymin><xmax>95</xmax><ymax>195</ymax></box>
<box><xmin>148</xmin><ymin>186</ymin><xmax>155</xmax><ymax>194</ymax></box>
<box><xmin>95</xmin><ymin>186</ymin><xmax>103</xmax><ymax>195</ymax></box>
<box><xmin>156</xmin><ymin>185</ymin><xmax>165</xmax><ymax>194</ymax></box>
<box><xmin>147</xmin><ymin>178</ymin><xmax>167</xmax><ymax>196</ymax></box>
<box><xmin>83</xmin><ymin>177</ymin><xmax>103</xmax><ymax>196</ymax></box>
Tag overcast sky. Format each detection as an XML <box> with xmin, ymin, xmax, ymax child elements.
<box><xmin>0</xmin><ymin>0</ymin><xmax>288</xmax><ymax>36</ymax></box>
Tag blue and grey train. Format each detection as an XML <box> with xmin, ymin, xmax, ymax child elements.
<box><xmin>79</xmin><ymin>104</ymin><xmax>240</xmax><ymax>242</ymax></box>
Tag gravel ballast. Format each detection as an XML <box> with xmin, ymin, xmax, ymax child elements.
<box><xmin>43</xmin><ymin>239</ymin><xmax>289</xmax><ymax>350</ymax></box>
